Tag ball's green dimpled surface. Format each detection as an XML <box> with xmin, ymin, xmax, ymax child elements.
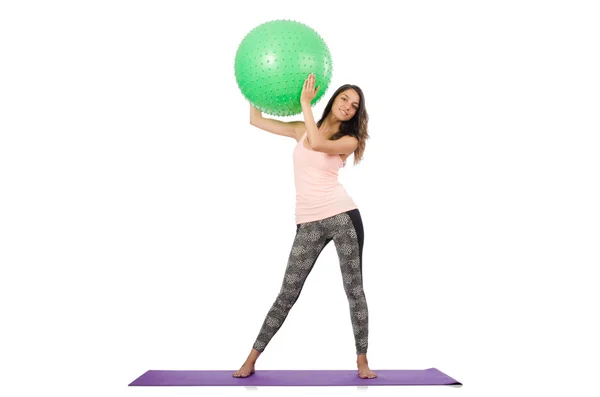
<box><xmin>234</xmin><ymin>20</ymin><xmax>333</xmax><ymax>116</ymax></box>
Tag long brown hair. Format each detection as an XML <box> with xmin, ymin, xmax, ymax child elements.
<box><xmin>317</xmin><ymin>84</ymin><xmax>369</xmax><ymax>165</ymax></box>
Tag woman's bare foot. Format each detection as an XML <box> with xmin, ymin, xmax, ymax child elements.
<box><xmin>357</xmin><ymin>354</ymin><xmax>377</xmax><ymax>379</ymax></box>
<box><xmin>232</xmin><ymin>361</ymin><xmax>255</xmax><ymax>378</ymax></box>
<box><xmin>232</xmin><ymin>348</ymin><xmax>261</xmax><ymax>378</ymax></box>
<box><xmin>358</xmin><ymin>362</ymin><xmax>377</xmax><ymax>379</ymax></box>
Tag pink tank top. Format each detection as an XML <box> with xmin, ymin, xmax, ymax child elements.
<box><xmin>293</xmin><ymin>131</ymin><xmax>358</xmax><ymax>224</ymax></box>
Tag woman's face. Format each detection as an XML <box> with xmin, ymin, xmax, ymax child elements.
<box><xmin>332</xmin><ymin>89</ymin><xmax>360</xmax><ymax>121</ymax></box>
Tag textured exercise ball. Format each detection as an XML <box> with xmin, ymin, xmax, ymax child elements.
<box><xmin>234</xmin><ymin>19</ymin><xmax>333</xmax><ymax>116</ymax></box>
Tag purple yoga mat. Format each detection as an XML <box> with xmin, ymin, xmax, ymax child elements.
<box><xmin>129</xmin><ymin>368</ymin><xmax>461</xmax><ymax>386</ymax></box>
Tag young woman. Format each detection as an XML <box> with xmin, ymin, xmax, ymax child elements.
<box><xmin>233</xmin><ymin>74</ymin><xmax>376</xmax><ymax>379</ymax></box>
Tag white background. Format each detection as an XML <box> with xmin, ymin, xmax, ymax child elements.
<box><xmin>1</xmin><ymin>0</ymin><xmax>599</xmax><ymax>396</ymax></box>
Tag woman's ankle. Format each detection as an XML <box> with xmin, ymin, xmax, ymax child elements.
<box><xmin>248</xmin><ymin>349</ymin><xmax>261</xmax><ymax>363</ymax></box>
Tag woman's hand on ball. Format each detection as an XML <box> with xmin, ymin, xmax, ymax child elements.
<box><xmin>301</xmin><ymin>73</ymin><xmax>319</xmax><ymax>105</ymax></box>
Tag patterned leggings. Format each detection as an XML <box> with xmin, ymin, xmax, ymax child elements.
<box><xmin>252</xmin><ymin>208</ymin><xmax>369</xmax><ymax>355</ymax></box>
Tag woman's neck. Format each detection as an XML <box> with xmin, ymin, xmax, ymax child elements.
<box><xmin>319</xmin><ymin>115</ymin><xmax>342</xmax><ymax>137</ymax></box>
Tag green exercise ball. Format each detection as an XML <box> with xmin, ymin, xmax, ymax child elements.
<box><xmin>234</xmin><ymin>19</ymin><xmax>333</xmax><ymax>116</ymax></box>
